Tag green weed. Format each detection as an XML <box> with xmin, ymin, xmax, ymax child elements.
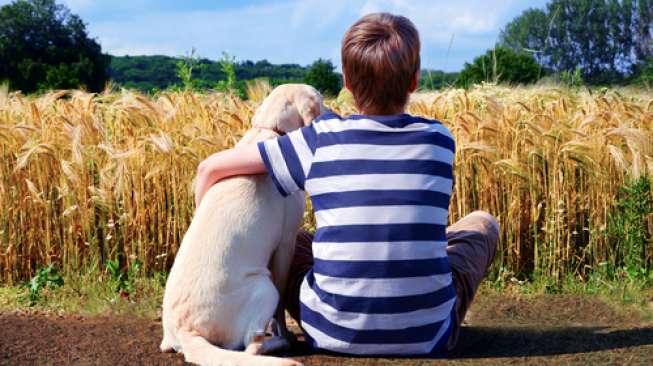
<box><xmin>607</xmin><ymin>176</ymin><xmax>653</xmax><ymax>280</ymax></box>
<box><xmin>106</xmin><ymin>257</ymin><xmax>142</xmax><ymax>297</ymax></box>
<box><xmin>22</xmin><ymin>264</ymin><xmax>64</xmax><ymax>305</ymax></box>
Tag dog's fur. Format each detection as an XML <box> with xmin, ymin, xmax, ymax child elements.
<box><xmin>160</xmin><ymin>84</ymin><xmax>324</xmax><ymax>366</ymax></box>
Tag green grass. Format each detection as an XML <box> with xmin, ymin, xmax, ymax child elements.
<box><xmin>0</xmin><ymin>267</ymin><xmax>166</xmax><ymax>318</ymax></box>
<box><xmin>1</xmin><ymin>267</ymin><xmax>651</xmax><ymax>323</ymax></box>
<box><xmin>486</xmin><ymin>270</ymin><xmax>653</xmax><ymax>321</ymax></box>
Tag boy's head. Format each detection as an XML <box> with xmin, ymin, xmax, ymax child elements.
<box><xmin>342</xmin><ymin>13</ymin><xmax>420</xmax><ymax>115</ymax></box>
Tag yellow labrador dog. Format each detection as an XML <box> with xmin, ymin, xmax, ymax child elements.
<box><xmin>161</xmin><ymin>84</ymin><xmax>324</xmax><ymax>366</ymax></box>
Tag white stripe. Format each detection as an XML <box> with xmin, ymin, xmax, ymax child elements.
<box><xmin>313</xmin><ymin>272</ymin><xmax>452</xmax><ymax>298</ymax></box>
<box><xmin>301</xmin><ymin>280</ymin><xmax>455</xmax><ymax>330</ymax></box>
<box><xmin>429</xmin><ymin>122</ymin><xmax>454</xmax><ymax>140</ymax></box>
<box><xmin>315</xmin><ymin>118</ymin><xmax>436</xmax><ymax>134</ymax></box>
<box><xmin>315</xmin><ymin>205</ymin><xmax>448</xmax><ymax>226</ymax></box>
<box><xmin>305</xmin><ymin>174</ymin><xmax>452</xmax><ymax>196</ymax></box>
<box><xmin>312</xmin><ymin>241</ymin><xmax>447</xmax><ymax>261</ymax></box>
<box><xmin>300</xmin><ymin>316</ymin><xmax>452</xmax><ymax>355</ymax></box>
<box><xmin>263</xmin><ymin>140</ymin><xmax>299</xmax><ymax>194</ymax></box>
<box><xmin>288</xmin><ymin>130</ymin><xmax>313</xmax><ymax>176</ymax></box>
<box><xmin>313</xmin><ymin>143</ymin><xmax>454</xmax><ymax>163</ymax></box>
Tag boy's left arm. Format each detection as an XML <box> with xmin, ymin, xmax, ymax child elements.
<box><xmin>194</xmin><ymin>144</ymin><xmax>266</xmax><ymax>207</ymax></box>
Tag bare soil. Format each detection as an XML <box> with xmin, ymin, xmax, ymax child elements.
<box><xmin>1</xmin><ymin>293</ymin><xmax>652</xmax><ymax>365</ymax></box>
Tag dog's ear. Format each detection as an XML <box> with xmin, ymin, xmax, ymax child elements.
<box><xmin>252</xmin><ymin>84</ymin><xmax>324</xmax><ymax>133</ymax></box>
<box><xmin>298</xmin><ymin>99</ymin><xmax>322</xmax><ymax>127</ymax></box>
<box><xmin>296</xmin><ymin>87</ymin><xmax>325</xmax><ymax>127</ymax></box>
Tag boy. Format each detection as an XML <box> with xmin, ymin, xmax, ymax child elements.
<box><xmin>195</xmin><ymin>13</ymin><xmax>499</xmax><ymax>356</ymax></box>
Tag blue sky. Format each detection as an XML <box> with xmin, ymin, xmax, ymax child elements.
<box><xmin>2</xmin><ymin>0</ymin><xmax>550</xmax><ymax>71</ymax></box>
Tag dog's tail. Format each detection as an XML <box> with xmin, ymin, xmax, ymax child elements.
<box><xmin>175</xmin><ymin>330</ymin><xmax>302</xmax><ymax>366</ymax></box>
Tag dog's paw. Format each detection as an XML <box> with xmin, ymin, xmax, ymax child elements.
<box><xmin>159</xmin><ymin>338</ymin><xmax>178</xmax><ymax>353</ymax></box>
<box><xmin>279</xmin><ymin>359</ymin><xmax>303</xmax><ymax>366</ymax></box>
<box><xmin>244</xmin><ymin>341</ymin><xmax>263</xmax><ymax>355</ymax></box>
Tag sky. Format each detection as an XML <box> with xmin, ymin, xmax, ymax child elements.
<box><xmin>2</xmin><ymin>0</ymin><xmax>550</xmax><ymax>71</ymax></box>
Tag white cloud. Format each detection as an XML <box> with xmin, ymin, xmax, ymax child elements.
<box><xmin>360</xmin><ymin>0</ymin><xmax>521</xmax><ymax>40</ymax></box>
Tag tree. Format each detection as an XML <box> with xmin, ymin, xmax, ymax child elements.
<box><xmin>0</xmin><ymin>0</ymin><xmax>109</xmax><ymax>93</ymax></box>
<box><xmin>499</xmin><ymin>8</ymin><xmax>549</xmax><ymax>65</ymax></box>
<box><xmin>499</xmin><ymin>0</ymin><xmax>653</xmax><ymax>84</ymax></box>
<box><xmin>457</xmin><ymin>46</ymin><xmax>542</xmax><ymax>87</ymax></box>
<box><xmin>304</xmin><ymin>59</ymin><xmax>342</xmax><ymax>96</ymax></box>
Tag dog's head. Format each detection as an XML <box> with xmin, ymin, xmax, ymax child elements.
<box><xmin>251</xmin><ymin>84</ymin><xmax>325</xmax><ymax>134</ymax></box>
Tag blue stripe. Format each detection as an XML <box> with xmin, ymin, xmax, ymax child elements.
<box><xmin>309</xmin><ymin>160</ymin><xmax>452</xmax><ymax>179</ymax></box>
<box><xmin>300</xmin><ymin>302</ymin><xmax>447</xmax><ymax>344</ymax></box>
<box><xmin>317</xmin><ymin>130</ymin><xmax>455</xmax><ymax>152</ymax></box>
<box><xmin>313</xmin><ymin>112</ymin><xmax>445</xmax><ymax>129</ymax></box>
<box><xmin>257</xmin><ymin>142</ymin><xmax>288</xmax><ymax>197</ymax></box>
<box><xmin>315</xmin><ymin>224</ymin><xmax>447</xmax><ymax>242</ymax></box>
<box><xmin>277</xmin><ymin>135</ymin><xmax>306</xmax><ymax>190</ymax></box>
<box><xmin>313</xmin><ymin>257</ymin><xmax>451</xmax><ymax>278</ymax></box>
<box><xmin>314</xmin><ymin>111</ymin><xmax>342</xmax><ymax>122</ymax></box>
<box><xmin>429</xmin><ymin>307</ymin><xmax>455</xmax><ymax>357</ymax></box>
<box><xmin>311</xmin><ymin>190</ymin><xmax>451</xmax><ymax>212</ymax></box>
<box><xmin>305</xmin><ymin>271</ymin><xmax>456</xmax><ymax>313</ymax></box>
<box><xmin>301</xmin><ymin>125</ymin><xmax>318</xmax><ymax>154</ymax></box>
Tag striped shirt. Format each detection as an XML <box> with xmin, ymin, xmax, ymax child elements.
<box><xmin>257</xmin><ymin>112</ymin><xmax>456</xmax><ymax>356</ymax></box>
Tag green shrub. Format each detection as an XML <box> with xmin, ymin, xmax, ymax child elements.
<box><xmin>214</xmin><ymin>52</ymin><xmax>240</xmax><ymax>96</ymax></box>
<box><xmin>560</xmin><ymin>67</ymin><xmax>584</xmax><ymax>88</ymax></box>
<box><xmin>106</xmin><ymin>257</ymin><xmax>142</xmax><ymax>296</ymax></box>
<box><xmin>607</xmin><ymin>176</ymin><xmax>653</xmax><ymax>280</ymax></box>
<box><xmin>633</xmin><ymin>59</ymin><xmax>653</xmax><ymax>87</ymax></box>
<box><xmin>457</xmin><ymin>46</ymin><xmax>542</xmax><ymax>87</ymax></box>
<box><xmin>24</xmin><ymin>264</ymin><xmax>64</xmax><ymax>304</ymax></box>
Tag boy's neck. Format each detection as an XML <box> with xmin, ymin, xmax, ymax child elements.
<box><xmin>359</xmin><ymin>107</ymin><xmax>407</xmax><ymax>116</ymax></box>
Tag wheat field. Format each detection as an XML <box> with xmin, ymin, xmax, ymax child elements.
<box><xmin>1</xmin><ymin>82</ymin><xmax>652</xmax><ymax>284</ymax></box>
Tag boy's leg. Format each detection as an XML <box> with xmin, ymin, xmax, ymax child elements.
<box><xmin>284</xmin><ymin>231</ymin><xmax>314</xmax><ymax>323</ymax></box>
<box><xmin>445</xmin><ymin>211</ymin><xmax>499</xmax><ymax>351</ymax></box>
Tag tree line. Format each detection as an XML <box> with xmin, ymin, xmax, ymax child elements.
<box><xmin>111</xmin><ymin>54</ymin><xmax>331</xmax><ymax>94</ymax></box>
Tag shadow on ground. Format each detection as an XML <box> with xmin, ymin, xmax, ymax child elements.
<box><xmin>284</xmin><ymin>325</ymin><xmax>653</xmax><ymax>360</ymax></box>
<box><xmin>451</xmin><ymin>325</ymin><xmax>653</xmax><ymax>358</ymax></box>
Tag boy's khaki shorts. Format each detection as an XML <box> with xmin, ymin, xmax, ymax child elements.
<box><xmin>284</xmin><ymin>210</ymin><xmax>499</xmax><ymax>352</ymax></box>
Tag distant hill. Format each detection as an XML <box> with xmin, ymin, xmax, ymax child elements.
<box><xmin>109</xmin><ymin>55</ymin><xmax>310</xmax><ymax>92</ymax></box>
<box><xmin>109</xmin><ymin>55</ymin><xmax>458</xmax><ymax>92</ymax></box>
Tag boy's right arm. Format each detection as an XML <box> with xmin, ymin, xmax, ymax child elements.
<box><xmin>195</xmin><ymin>123</ymin><xmax>318</xmax><ymax>207</ymax></box>
<box><xmin>194</xmin><ymin>144</ymin><xmax>266</xmax><ymax>207</ymax></box>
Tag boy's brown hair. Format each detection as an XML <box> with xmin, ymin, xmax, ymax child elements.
<box><xmin>342</xmin><ymin>13</ymin><xmax>420</xmax><ymax>115</ymax></box>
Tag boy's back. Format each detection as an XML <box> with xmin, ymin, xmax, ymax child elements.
<box><xmin>258</xmin><ymin>111</ymin><xmax>456</xmax><ymax>354</ymax></box>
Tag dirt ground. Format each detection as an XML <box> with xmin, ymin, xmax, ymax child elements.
<box><xmin>1</xmin><ymin>293</ymin><xmax>652</xmax><ymax>366</ymax></box>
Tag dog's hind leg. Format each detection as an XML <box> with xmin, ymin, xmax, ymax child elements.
<box><xmin>241</xmin><ymin>277</ymin><xmax>279</xmax><ymax>348</ymax></box>
<box><xmin>160</xmin><ymin>311</ymin><xmax>181</xmax><ymax>353</ymax></box>
<box><xmin>160</xmin><ymin>326</ymin><xmax>178</xmax><ymax>353</ymax></box>
<box><xmin>176</xmin><ymin>329</ymin><xmax>301</xmax><ymax>366</ymax></box>
<box><xmin>268</xmin><ymin>219</ymin><xmax>301</xmax><ymax>344</ymax></box>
